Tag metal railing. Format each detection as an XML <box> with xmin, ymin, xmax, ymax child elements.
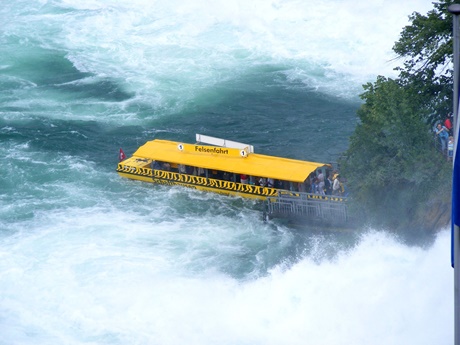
<box><xmin>433</xmin><ymin>134</ymin><xmax>454</xmax><ymax>161</ymax></box>
<box><xmin>265</xmin><ymin>191</ymin><xmax>349</xmax><ymax>225</ymax></box>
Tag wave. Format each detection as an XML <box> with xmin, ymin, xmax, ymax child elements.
<box><xmin>0</xmin><ymin>2</ymin><xmax>452</xmax><ymax>344</ymax></box>
<box><xmin>0</xmin><ymin>218</ymin><xmax>452</xmax><ymax>344</ymax></box>
<box><xmin>2</xmin><ymin>0</ymin><xmax>434</xmax><ymax>115</ymax></box>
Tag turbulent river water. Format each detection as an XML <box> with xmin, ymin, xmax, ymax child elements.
<box><xmin>0</xmin><ymin>1</ymin><xmax>452</xmax><ymax>344</ymax></box>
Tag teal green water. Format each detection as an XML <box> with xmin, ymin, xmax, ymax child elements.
<box><xmin>0</xmin><ymin>1</ymin><xmax>452</xmax><ymax>344</ymax></box>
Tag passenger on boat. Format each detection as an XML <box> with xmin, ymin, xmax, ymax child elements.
<box><xmin>317</xmin><ymin>171</ymin><xmax>325</xmax><ymax>195</ymax></box>
<box><xmin>211</xmin><ymin>170</ymin><xmax>222</xmax><ymax>179</ymax></box>
<box><xmin>332</xmin><ymin>174</ymin><xmax>341</xmax><ymax>195</ymax></box>
<box><xmin>152</xmin><ymin>160</ymin><xmax>162</xmax><ymax>170</ymax></box>
<box><xmin>267</xmin><ymin>178</ymin><xmax>274</xmax><ymax>188</ymax></box>
<box><xmin>240</xmin><ymin>174</ymin><xmax>248</xmax><ymax>184</ymax></box>
<box><xmin>178</xmin><ymin>164</ymin><xmax>187</xmax><ymax>174</ymax></box>
<box><xmin>317</xmin><ymin>171</ymin><xmax>324</xmax><ymax>182</ymax></box>
<box><xmin>325</xmin><ymin>174</ymin><xmax>332</xmax><ymax>195</ymax></box>
<box><xmin>311</xmin><ymin>177</ymin><xmax>318</xmax><ymax>194</ymax></box>
<box><xmin>197</xmin><ymin>167</ymin><xmax>205</xmax><ymax>177</ymax></box>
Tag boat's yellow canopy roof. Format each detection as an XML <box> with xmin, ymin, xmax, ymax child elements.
<box><xmin>132</xmin><ymin>139</ymin><xmax>329</xmax><ymax>182</ymax></box>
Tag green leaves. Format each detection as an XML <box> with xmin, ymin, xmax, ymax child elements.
<box><xmin>341</xmin><ymin>77</ymin><xmax>448</xmax><ymax>227</ymax></box>
<box><xmin>394</xmin><ymin>0</ymin><xmax>455</xmax><ymax>119</ymax></box>
<box><xmin>340</xmin><ymin>1</ymin><xmax>454</xmax><ymax>230</ymax></box>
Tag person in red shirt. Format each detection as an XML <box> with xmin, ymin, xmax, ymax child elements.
<box><xmin>445</xmin><ymin>113</ymin><xmax>453</xmax><ymax>135</ymax></box>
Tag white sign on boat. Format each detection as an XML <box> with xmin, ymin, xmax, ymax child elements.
<box><xmin>195</xmin><ymin>133</ymin><xmax>254</xmax><ymax>153</ymax></box>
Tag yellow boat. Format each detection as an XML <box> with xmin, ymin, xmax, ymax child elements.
<box><xmin>117</xmin><ymin>134</ymin><xmax>348</xmax><ymax>224</ymax></box>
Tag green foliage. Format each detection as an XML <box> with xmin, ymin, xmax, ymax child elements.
<box><xmin>393</xmin><ymin>0</ymin><xmax>455</xmax><ymax>122</ymax></box>
<box><xmin>339</xmin><ymin>1</ymin><xmax>456</xmax><ymax>231</ymax></box>
<box><xmin>341</xmin><ymin>77</ymin><xmax>449</xmax><ymax>227</ymax></box>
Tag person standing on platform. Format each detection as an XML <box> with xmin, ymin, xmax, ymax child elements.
<box><xmin>445</xmin><ymin>113</ymin><xmax>453</xmax><ymax>135</ymax></box>
<box><xmin>435</xmin><ymin>123</ymin><xmax>449</xmax><ymax>153</ymax></box>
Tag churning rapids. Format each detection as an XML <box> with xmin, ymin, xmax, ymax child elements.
<box><xmin>0</xmin><ymin>1</ymin><xmax>452</xmax><ymax>344</ymax></box>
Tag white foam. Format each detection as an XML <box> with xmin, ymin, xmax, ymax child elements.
<box><xmin>0</xmin><ymin>218</ymin><xmax>452</xmax><ymax>344</ymax></box>
<box><xmin>1</xmin><ymin>2</ymin><xmax>452</xmax><ymax>343</ymax></box>
<box><xmin>14</xmin><ymin>0</ymin><xmax>434</xmax><ymax>108</ymax></box>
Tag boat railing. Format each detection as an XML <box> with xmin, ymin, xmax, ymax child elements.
<box><xmin>265</xmin><ymin>191</ymin><xmax>349</xmax><ymax>225</ymax></box>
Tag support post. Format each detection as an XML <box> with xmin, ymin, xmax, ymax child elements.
<box><xmin>448</xmin><ymin>4</ymin><xmax>460</xmax><ymax>344</ymax></box>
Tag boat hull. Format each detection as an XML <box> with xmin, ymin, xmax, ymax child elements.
<box><xmin>117</xmin><ymin>167</ymin><xmax>278</xmax><ymax>200</ymax></box>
